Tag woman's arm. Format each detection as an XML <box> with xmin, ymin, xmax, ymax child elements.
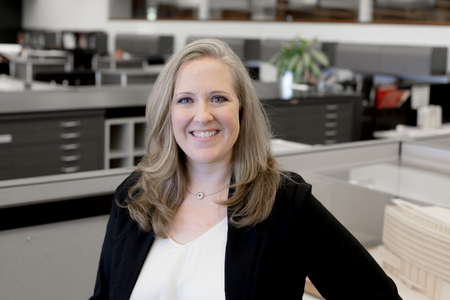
<box><xmin>293</xmin><ymin>179</ymin><xmax>402</xmax><ymax>299</ymax></box>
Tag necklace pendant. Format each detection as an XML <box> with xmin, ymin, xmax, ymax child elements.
<box><xmin>196</xmin><ymin>192</ymin><xmax>205</xmax><ymax>200</ymax></box>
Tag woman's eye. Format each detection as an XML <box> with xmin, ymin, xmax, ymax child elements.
<box><xmin>212</xmin><ymin>96</ymin><xmax>227</xmax><ymax>102</ymax></box>
<box><xmin>178</xmin><ymin>98</ymin><xmax>192</xmax><ymax>103</ymax></box>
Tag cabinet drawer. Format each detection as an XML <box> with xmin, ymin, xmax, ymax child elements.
<box><xmin>2</xmin><ymin>141</ymin><xmax>100</xmax><ymax>168</ymax></box>
<box><xmin>0</xmin><ymin>111</ymin><xmax>104</xmax><ymax>180</ymax></box>
<box><xmin>0</xmin><ymin>116</ymin><xmax>102</xmax><ymax>145</ymax></box>
<box><xmin>1</xmin><ymin>157</ymin><xmax>100</xmax><ymax>180</ymax></box>
<box><xmin>266</xmin><ymin>101</ymin><xmax>354</xmax><ymax>145</ymax></box>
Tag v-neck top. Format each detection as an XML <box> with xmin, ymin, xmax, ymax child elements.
<box><xmin>129</xmin><ymin>217</ymin><xmax>228</xmax><ymax>300</ymax></box>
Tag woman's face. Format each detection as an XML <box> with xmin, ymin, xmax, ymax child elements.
<box><xmin>171</xmin><ymin>57</ymin><xmax>240</xmax><ymax>168</ymax></box>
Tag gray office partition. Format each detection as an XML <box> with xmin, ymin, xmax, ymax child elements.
<box><xmin>326</xmin><ymin>42</ymin><xmax>447</xmax><ymax>76</ymax></box>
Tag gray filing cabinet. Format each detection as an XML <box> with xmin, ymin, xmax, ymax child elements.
<box><xmin>0</xmin><ymin>110</ymin><xmax>104</xmax><ymax>180</ymax></box>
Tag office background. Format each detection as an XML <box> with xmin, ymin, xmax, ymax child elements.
<box><xmin>1</xmin><ymin>0</ymin><xmax>449</xmax><ymax>71</ymax></box>
<box><xmin>1</xmin><ymin>1</ymin><xmax>450</xmax><ymax>300</ymax></box>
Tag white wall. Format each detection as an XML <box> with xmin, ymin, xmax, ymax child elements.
<box><xmin>22</xmin><ymin>0</ymin><xmax>450</xmax><ymax>71</ymax></box>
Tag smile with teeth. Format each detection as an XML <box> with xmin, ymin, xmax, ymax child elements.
<box><xmin>191</xmin><ymin>130</ymin><xmax>219</xmax><ymax>138</ymax></box>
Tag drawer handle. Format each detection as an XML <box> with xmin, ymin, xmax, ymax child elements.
<box><xmin>326</xmin><ymin>104</ymin><xmax>339</xmax><ymax>110</ymax></box>
<box><xmin>325</xmin><ymin>130</ymin><xmax>337</xmax><ymax>137</ymax></box>
<box><xmin>0</xmin><ymin>134</ymin><xmax>12</xmax><ymax>144</ymax></box>
<box><xmin>60</xmin><ymin>143</ymin><xmax>80</xmax><ymax>150</ymax></box>
<box><xmin>326</xmin><ymin>113</ymin><xmax>338</xmax><ymax>119</ymax></box>
<box><xmin>60</xmin><ymin>132</ymin><xmax>81</xmax><ymax>139</ymax></box>
<box><xmin>325</xmin><ymin>139</ymin><xmax>336</xmax><ymax>145</ymax></box>
<box><xmin>60</xmin><ymin>121</ymin><xmax>81</xmax><ymax>128</ymax></box>
<box><xmin>325</xmin><ymin>122</ymin><xmax>337</xmax><ymax>128</ymax></box>
<box><xmin>61</xmin><ymin>166</ymin><xmax>80</xmax><ymax>173</ymax></box>
<box><xmin>61</xmin><ymin>155</ymin><xmax>81</xmax><ymax>162</ymax></box>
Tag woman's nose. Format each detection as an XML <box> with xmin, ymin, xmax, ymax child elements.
<box><xmin>195</xmin><ymin>101</ymin><xmax>214</xmax><ymax>124</ymax></box>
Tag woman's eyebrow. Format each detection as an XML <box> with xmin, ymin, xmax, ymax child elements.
<box><xmin>174</xmin><ymin>90</ymin><xmax>232</xmax><ymax>97</ymax></box>
<box><xmin>211</xmin><ymin>90</ymin><xmax>231</xmax><ymax>96</ymax></box>
<box><xmin>173</xmin><ymin>91</ymin><xmax>194</xmax><ymax>97</ymax></box>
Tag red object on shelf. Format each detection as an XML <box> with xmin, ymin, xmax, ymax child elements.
<box><xmin>376</xmin><ymin>85</ymin><xmax>410</xmax><ymax>109</ymax></box>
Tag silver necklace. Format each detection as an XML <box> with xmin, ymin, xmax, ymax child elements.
<box><xmin>186</xmin><ymin>187</ymin><xmax>227</xmax><ymax>200</ymax></box>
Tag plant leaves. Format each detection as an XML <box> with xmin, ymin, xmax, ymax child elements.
<box><xmin>303</xmin><ymin>52</ymin><xmax>311</xmax><ymax>68</ymax></box>
<box><xmin>294</xmin><ymin>59</ymin><xmax>304</xmax><ymax>83</ymax></box>
<box><xmin>310</xmin><ymin>49</ymin><xmax>330</xmax><ymax>67</ymax></box>
<box><xmin>301</xmin><ymin>39</ymin><xmax>308</xmax><ymax>49</ymax></box>
<box><xmin>294</xmin><ymin>70</ymin><xmax>302</xmax><ymax>84</ymax></box>
<box><xmin>287</xmin><ymin>54</ymin><xmax>301</xmax><ymax>71</ymax></box>
<box><xmin>278</xmin><ymin>56</ymin><xmax>290</xmax><ymax>75</ymax></box>
<box><xmin>310</xmin><ymin>61</ymin><xmax>321</xmax><ymax>78</ymax></box>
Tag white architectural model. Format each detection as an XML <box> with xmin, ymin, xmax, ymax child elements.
<box><xmin>379</xmin><ymin>199</ymin><xmax>450</xmax><ymax>300</ymax></box>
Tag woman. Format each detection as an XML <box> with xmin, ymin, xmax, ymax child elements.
<box><xmin>91</xmin><ymin>39</ymin><xmax>402</xmax><ymax>299</ymax></box>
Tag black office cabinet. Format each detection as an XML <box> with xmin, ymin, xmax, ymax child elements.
<box><xmin>0</xmin><ymin>110</ymin><xmax>104</xmax><ymax>180</ymax></box>
<box><xmin>263</xmin><ymin>98</ymin><xmax>356</xmax><ymax>145</ymax></box>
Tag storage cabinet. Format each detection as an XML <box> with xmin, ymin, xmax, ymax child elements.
<box><xmin>0</xmin><ymin>110</ymin><xmax>104</xmax><ymax>180</ymax></box>
<box><xmin>263</xmin><ymin>98</ymin><xmax>355</xmax><ymax>145</ymax></box>
<box><xmin>104</xmin><ymin>117</ymin><xmax>147</xmax><ymax>169</ymax></box>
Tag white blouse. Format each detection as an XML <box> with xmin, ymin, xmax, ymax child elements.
<box><xmin>130</xmin><ymin>217</ymin><xmax>228</xmax><ymax>300</ymax></box>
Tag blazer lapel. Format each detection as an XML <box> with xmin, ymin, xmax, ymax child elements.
<box><xmin>115</xmin><ymin>221</ymin><xmax>155</xmax><ymax>299</ymax></box>
<box><xmin>225</xmin><ymin>221</ymin><xmax>263</xmax><ymax>300</ymax></box>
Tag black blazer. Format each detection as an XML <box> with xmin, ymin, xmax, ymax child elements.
<box><xmin>90</xmin><ymin>171</ymin><xmax>402</xmax><ymax>299</ymax></box>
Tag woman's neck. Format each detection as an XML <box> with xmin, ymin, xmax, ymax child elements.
<box><xmin>186</xmin><ymin>161</ymin><xmax>232</xmax><ymax>195</ymax></box>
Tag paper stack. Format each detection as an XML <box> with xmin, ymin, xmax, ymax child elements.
<box><xmin>379</xmin><ymin>199</ymin><xmax>450</xmax><ymax>300</ymax></box>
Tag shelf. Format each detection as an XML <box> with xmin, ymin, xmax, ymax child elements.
<box><xmin>104</xmin><ymin>117</ymin><xmax>146</xmax><ymax>169</ymax></box>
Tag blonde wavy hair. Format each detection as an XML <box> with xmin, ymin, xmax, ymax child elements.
<box><xmin>127</xmin><ymin>38</ymin><xmax>283</xmax><ymax>237</ymax></box>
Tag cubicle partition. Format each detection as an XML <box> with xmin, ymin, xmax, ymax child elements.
<box><xmin>276</xmin><ymin>138</ymin><xmax>450</xmax><ymax>248</ymax></box>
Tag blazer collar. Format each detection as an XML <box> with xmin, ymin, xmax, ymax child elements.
<box><xmin>116</xmin><ymin>222</ymin><xmax>155</xmax><ymax>299</ymax></box>
<box><xmin>225</xmin><ymin>176</ymin><xmax>264</xmax><ymax>300</ymax></box>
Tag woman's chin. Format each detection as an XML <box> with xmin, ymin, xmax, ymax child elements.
<box><xmin>187</xmin><ymin>153</ymin><xmax>232</xmax><ymax>167</ymax></box>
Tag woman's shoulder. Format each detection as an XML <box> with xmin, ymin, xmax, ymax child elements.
<box><xmin>278</xmin><ymin>171</ymin><xmax>311</xmax><ymax>192</ymax></box>
<box><xmin>273</xmin><ymin>171</ymin><xmax>315</xmax><ymax>212</ymax></box>
<box><xmin>114</xmin><ymin>170</ymin><xmax>143</xmax><ymax>205</ymax></box>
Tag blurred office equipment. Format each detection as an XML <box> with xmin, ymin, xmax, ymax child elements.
<box><xmin>10</xmin><ymin>30</ymin><xmax>108</xmax><ymax>86</ymax></box>
<box><xmin>94</xmin><ymin>34</ymin><xmax>173</xmax><ymax>86</ymax></box>
<box><xmin>93</xmin><ymin>34</ymin><xmax>173</xmax><ymax>70</ymax></box>
<box><xmin>0</xmin><ymin>44</ymin><xmax>23</xmax><ymax>76</ymax></box>
<box><xmin>318</xmin><ymin>42</ymin><xmax>448</xmax><ymax>138</ymax></box>
<box><xmin>0</xmin><ymin>74</ymin><xmax>68</xmax><ymax>92</ymax></box>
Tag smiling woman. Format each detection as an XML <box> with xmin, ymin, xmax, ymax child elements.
<box><xmin>90</xmin><ymin>39</ymin><xmax>403</xmax><ymax>300</ymax></box>
<box><xmin>171</xmin><ymin>57</ymin><xmax>240</xmax><ymax>167</ymax></box>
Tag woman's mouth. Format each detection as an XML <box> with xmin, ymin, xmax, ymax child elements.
<box><xmin>191</xmin><ymin>130</ymin><xmax>219</xmax><ymax>138</ymax></box>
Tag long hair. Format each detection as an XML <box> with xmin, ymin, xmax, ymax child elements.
<box><xmin>127</xmin><ymin>38</ymin><xmax>283</xmax><ymax>237</ymax></box>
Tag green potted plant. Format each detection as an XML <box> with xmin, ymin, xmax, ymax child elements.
<box><xmin>269</xmin><ymin>37</ymin><xmax>330</xmax><ymax>87</ymax></box>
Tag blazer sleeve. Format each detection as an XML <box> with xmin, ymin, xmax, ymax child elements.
<box><xmin>89</xmin><ymin>189</ymin><xmax>120</xmax><ymax>300</ymax></box>
<box><xmin>290</xmin><ymin>175</ymin><xmax>402</xmax><ymax>300</ymax></box>
<box><xmin>89</xmin><ymin>171</ymin><xmax>140</xmax><ymax>300</ymax></box>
